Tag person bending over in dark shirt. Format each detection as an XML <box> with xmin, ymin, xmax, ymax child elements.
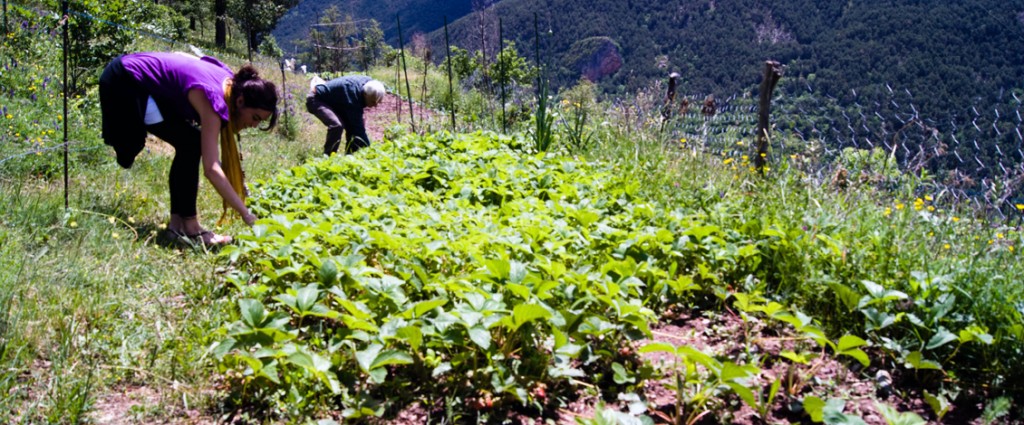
<box><xmin>305</xmin><ymin>74</ymin><xmax>385</xmax><ymax>155</ymax></box>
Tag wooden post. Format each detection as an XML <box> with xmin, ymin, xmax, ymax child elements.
<box><xmin>754</xmin><ymin>61</ymin><xmax>783</xmax><ymax>175</ymax></box>
<box><xmin>662</xmin><ymin>72</ymin><xmax>680</xmax><ymax>124</ymax></box>
<box><xmin>62</xmin><ymin>0</ymin><xmax>69</xmax><ymax>210</ymax></box>
<box><xmin>396</xmin><ymin>15</ymin><xmax>415</xmax><ymax>132</ymax></box>
<box><xmin>499</xmin><ymin>18</ymin><xmax>507</xmax><ymax>134</ymax></box>
<box><xmin>444</xmin><ymin>16</ymin><xmax>456</xmax><ymax>131</ymax></box>
<box><xmin>279</xmin><ymin>59</ymin><xmax>288</xmax><ymax>130</ymax></box>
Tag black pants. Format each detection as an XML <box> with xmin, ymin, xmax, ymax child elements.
<box><xmin>98</xmin><ymin>56</ymin><xmax>203</xmax><ymax>218</ymax></box>
<box><xmin>305</xmin><ymin>94</ymin><xmax>369</xmax><ymax>155</ymax></box>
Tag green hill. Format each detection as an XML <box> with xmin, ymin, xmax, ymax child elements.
<box><xmin>270</xmin><ymin>0</ymin><xmax>475</xmax><ymax>55</ymax></box>
<box><xmin>434</xmin><ymin>0</ymin><xmax>1022</xmax><ymax>115</ymax></box>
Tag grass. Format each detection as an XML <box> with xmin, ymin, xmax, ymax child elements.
<box><xmin>0</xmin><ymin>16</ymin><xmax>328</xmax><ymax>420</ymax></box>
<box><xmin>3</xmin><ymin>3</ymin><xmax>1024</xmax><ymax>423</ymax></box>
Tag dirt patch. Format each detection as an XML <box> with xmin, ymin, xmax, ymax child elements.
<box><xmin>363</xmin><ymin>93</ymin><xmax>440</xmax><ymax>142</ymax></box>
<box><xmin>91</xmin><ymin>385</ymin><xmax>214</xmax><ymax>425</ymax></box>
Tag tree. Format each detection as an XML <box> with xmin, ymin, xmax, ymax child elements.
<box><xmin>229</xmin><ymin>0</ymin><xmax>297</xmax><ymax>60</ymax></box>
<box><xmin>359</xmin><ymin>19</ymin><xmax>385</xmax><ymax>70</ymax></box>
<box><xmin>54</xmin><ymin>0</ymin><xmax>160</xmax><ymax>93</ymax></box>
<box><xmin>214</xmin><ymin>0</ymin><xmax>226</xmax><ymax>48</ymax></box>
<box><xmin>490</xmin><ymin>41</ymin><xmax>535</xmax><ymax>89</ymax></box>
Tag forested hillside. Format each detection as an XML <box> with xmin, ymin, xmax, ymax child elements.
<box><xmin>270</xmin><ymin>0</ymin><xmax>475</xmax><ymax>55</ymax></box>
<box><xmin>434</xmin><ymin>0</ymin><xmax>1022</xmax><ymax>114</ymax></box>
<box><xmin>271</xmin><ymin>0</ymin><xmax>1024</xmax><ymax>182</ymax></box>
<box><xmin>273</xmin><ymin>0</ymin><xmax>1023</xmax><ymax>124</ymax></box>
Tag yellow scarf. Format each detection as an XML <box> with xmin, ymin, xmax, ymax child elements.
<box><xmin>218</xmin><ymin>81</ymin><xmax>246</xmax><ymax>226</ymax></box>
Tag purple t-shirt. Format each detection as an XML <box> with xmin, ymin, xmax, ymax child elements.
<box><xmin>121</xmin><ymin>52</ymin><xmax>233</xmax><ymax>123</ymax></box>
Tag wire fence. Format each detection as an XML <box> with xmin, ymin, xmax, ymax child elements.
<box><xmin>638</xmin><ymin>75</ymin><xmax>1024</xmax><ymax>219</ymax></box>
<box><xmin>3</xmin><ymin>0</ymin><xmax>1022</xmax><ymax>219</ymax></box>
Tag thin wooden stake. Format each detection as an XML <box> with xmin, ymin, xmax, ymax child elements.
<box><xmin>396</xmin><ymin>15</ymin><xmax>416</xmax><ymax>132</ymax></box>
<box><xmin>62</xmin><ymin>0</ymin><xmax>69</xmax><ymax>209</ymax></box>
<box><xmin>444</xmin><ymin>16</ymin><xmax>456</xmax><ymax>131</ymax></box>
<box><xmin>755</xmin><ymin>61</ymin><xmax>783</xmax><ymax>175</ymax></box>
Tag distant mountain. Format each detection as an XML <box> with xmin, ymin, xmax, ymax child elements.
<box><xmin>271</xmin><ymin>0</ymin><xmax>476</xmax><ymax>55</ymax></box>
<box><xmin>276</xmin><ymin>1</ymin><xmax>1023</xmax><ymax>131</ymax></box>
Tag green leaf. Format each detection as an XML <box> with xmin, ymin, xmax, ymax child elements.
<box><xmin>959</xmin><ymin>325</ymin><xmax>994</xmax><ymax>345</ymax></box>
<box><xmin>611</xmin><ymin>362</ymin><xmax>634</xmax><ymax>384</ymax></box>
<box><xmin>923</xmin><ymin>391</ymin><xmax>950</xmax><ymax>421</ymax></box>
<box><xmin>828</xmin><ymin>282</ymin><xmax>862</xmax><ymax>311</ymax></box>
<box><xmin>925</xmin><ymin>328</ymin><xmax>959</xmax><ymax>350</ymax></box>
<box><xmin>720</xmin><ymin>362</ymin><xmax>756</xmax><ymax>381</ymax></box>
<box><xmin>396</xmin><ymin>326</ymin><xmax>423</xmax><ymax>351</ymax></box>
<box><xmin>355</xmin><ymin>343</ymin><xmax>383</xmax><ymax>373</ymax></box>
<box><xmin>296</xmin><ymin>283</ymin><xmax>321</xmax><ymax>312</ymax></box>
<box><xmin>468</xmin><ymin>325</ymin><xmax>491</xmax><ymax>350</ymax></box>
<box><xmin>803</xmin><ymin>396</ymin><xmax>826</xmax><ymax>423</ymax></box>
<box><xmin>432</xmin><ymin>362</ymin><xmax>452</xmax><ymax>378</ymax></box>
<box><xmin>399</xmin><ymin>298</ymin><xmax>447</xmax><ymax>319</ymax></box>
<box><xmin>239</xmin><ymin>299</ymin><xmax>267</xmax><ymax>328</ymax></box>
<box><xmin>837</xmin><ymin>335</ymin><xmax>867</xmax><ymax>352</ymax></box>
<box><xmin>779</xmin><ymin>350</ymin><xmax>810</xmax><ymax>364</ymax></box>
<box><xmin>858</xmin><ymin>280</ymin><xmax>908</xmax><ymax>308</ymax></box>
<box><xmin>638</xmin><ymin>342</ymin><xmax>678</xmax><ymax>355</ymax></box>
<box><xmin>903</xmin><ymin>351</ymin><xmax>943</xmax><ymax>370</ymax></box>
<box><xmin>210</xmin><ymin>338</ymin><xmax>237</xmax><ymax>359</ymax></box>
<box><xmin>822</xmin><ymin>399</ymin><xmax>867</xmax><ymax>425</ymax></box>
<box><xmin>727</xmin><ymin>382</ymin><xmax>758</xmax><ymax>412</ymax></box>
<box><xmin>876</xmin><ymin>402</ymin><xmax>926</xmax><ymax>425</ymax></box>
<box><xmin>319</xmin><ymin>260</ymin><xmax>338</xmax><ymax>285</ymax></box>
<box><xmin>370</xmin><ymin>349</ymin><xmax>414</xmax><ymax>369</ymax></box>
<box><xmin>508</xmin><ymin>303</ymin><xmax>551</xmax><ymax>332</ymax></box>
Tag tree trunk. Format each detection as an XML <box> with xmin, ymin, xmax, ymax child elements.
<box><xmin>214</xmin><ymin>0</ymin><xmax>226</xmax><ymax>48</ymax></box>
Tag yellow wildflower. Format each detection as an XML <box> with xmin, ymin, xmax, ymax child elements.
<box><xmin>723</xmin><ymin>158</ymin><xmax>734</xmax><ymax>165</ymax></box>
<box><xmin>1016</xmin><ymin>204</ymin><xmax>1024</xmax><ymax>211</ymax></box>
<box><xmin>884</xmin><ymin>207</ymin><xmax>892</xmax><ymax>216</ymax></box>
<box><xmin>952</xmin><ymin>217</ymin><xmax>960</xmax><ymax>223</ymax></box>
<box><xmin>108</xmin><ymin>216</ymin><xmax>115</xmax><ymax>224</ymax></box>
<box><xmin>895</xmin><ymin>202</ymin><xmax>905</xmax><ymax>210</ymax></box>
<box><xmin>925</xmin><ymin>195</ymin><xmax>933</xmax><ymax>201</ymax></box>
<box><xmin>943</xmin><ymin>244</ymin><xmax>950</xmax><ymax>250</ymax></box>
<box><xmin>112</xmin><ymin>232</ymin><xmax>120</xmax><ymax>240</ymax></box>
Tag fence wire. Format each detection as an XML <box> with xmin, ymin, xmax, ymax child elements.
<box><xmin>641</xmin><ymin>76</ymin><xmax>1024</xmax><ymax>219</ymax></box>
<box><xmin>4</xmin><ymin>0</ymin><xmax>1022</xmax><ymax>219</ymax></box>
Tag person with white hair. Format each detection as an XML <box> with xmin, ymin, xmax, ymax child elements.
<box><xmin>305</xmin><ymin>74</ymin><xmax>386</xmax><ymax>155</ymax></box>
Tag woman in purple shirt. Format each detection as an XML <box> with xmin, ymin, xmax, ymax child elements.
<box><xmin>98</xmin><ymin>52</ymin><xmax>278</xmax><ymax>245</ymax></box>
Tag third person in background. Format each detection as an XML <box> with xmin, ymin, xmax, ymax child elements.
<box><xmin>306</xmin><ymin>74</ymin><xmax>386</xmax><ymax>156</ymax></box>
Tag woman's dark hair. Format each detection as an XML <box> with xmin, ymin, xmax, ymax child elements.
<box><xmin>231</xmin><ymin>65</ymin><xmax>279</xmax><ymax>131</ymax></box>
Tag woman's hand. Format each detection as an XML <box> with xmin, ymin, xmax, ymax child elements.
<box><xmin>242</xmin><ymin>211</ymin><xmax>258</xmax><ymax>226</ymax></box>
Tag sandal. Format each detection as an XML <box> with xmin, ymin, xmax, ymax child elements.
<box><xmin>186</xmin><ymin>230</ymin><xmax>233</xmax><ymax>246</ymax></box>
<box><xmin>166</xmin><ymin>228</ymin><xmax>232</xmax><ymax>247</ymax></box>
